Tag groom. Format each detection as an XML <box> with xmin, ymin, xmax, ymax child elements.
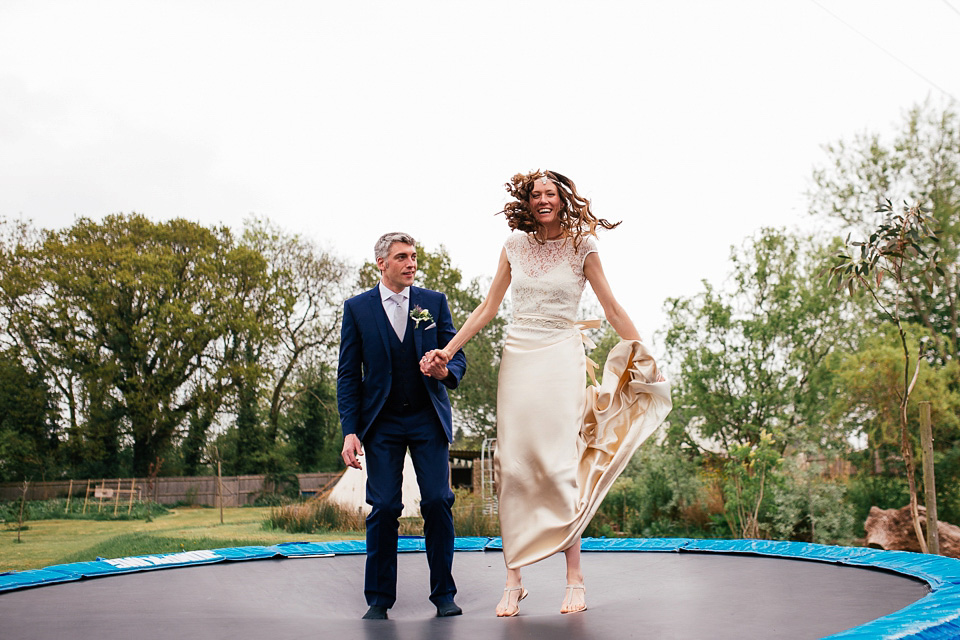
<box><xmin>337</xmin><ymin>232</ymin><xmax>467</xmax><ymax>620</ymax></box>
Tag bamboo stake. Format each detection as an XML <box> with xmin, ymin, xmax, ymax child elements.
<box><xmin>114</xmin><ymin>477</ymin><xmax>121</xmax><ymax>515</ymax></box>
<box><xmin>17</xmin><ymin>480</ymin><xmax>28</xmax><ymax>543</ymax></box>
<box><xmin>127</xmin><ymin>478</ymin><xmax>136</xmax><ymax>514</ymax></box>
<box><xmin>65</xmin><ymin>479</ymin><xmax>74</xmax><ymax>513</ymax></box>
<box><xmin>82</xmin><ymin>479</ymin><xmax>91</xmax><ymax>514</ymax></box>
<box><xmin>217</xmin><ymin>457</ymin><xmax>224</xmax><ymax>525</ymax></box>
<box><xmin>919</xmin><ymin>402</ymin><xmax>939</xmax><ymax>555</ymax></box>
<box><xmin>98</xmin><ymin>478</ymin><xmax>104</xmax><ymax>512</ymax></box>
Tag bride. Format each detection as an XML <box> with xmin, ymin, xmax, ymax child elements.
<box><xmin>422</xmin><ymin>169</ymin><xmax>671</xmax><ymax>616</ymax></box>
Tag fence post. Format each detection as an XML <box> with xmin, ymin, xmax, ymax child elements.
<box><xmin>919</xmin><ymin>401</ymin><xmax>939</xmax><ymax>555</ymax></box>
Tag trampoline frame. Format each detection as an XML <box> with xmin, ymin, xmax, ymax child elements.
<box><xmin>2</xmin><ymin>537</ymin><xmax>959</xmax><ymax>638</ymax></box>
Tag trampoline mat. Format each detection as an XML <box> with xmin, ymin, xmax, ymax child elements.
<box><xmin>0</xmin><ymin>550</ymin><xmax>930</xmax><ymax>639</ymax></box>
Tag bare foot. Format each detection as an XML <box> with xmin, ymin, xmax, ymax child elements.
<box><xmin>496</xmin><ymin>586</ymin><xmax>528</xmax><ymax>617</ymax></box>
<box><xmin>560</xmin><ymin>584</ymin><xmax>586</xmax><ymax>614</ymax></box>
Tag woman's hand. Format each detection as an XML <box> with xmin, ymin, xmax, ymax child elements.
<box><xmin>420</xmin><ymin>349</ymin><xmax>451</xmax><ymax>378</ymax></box>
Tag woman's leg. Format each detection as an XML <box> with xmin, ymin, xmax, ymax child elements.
<box><xmin>495</xmin><ymin>565</ymin><xmax>525</xmax><ymax>616</ymax></box>
<box><xmin>561</xmin><ymin>538</ymin><xmax>586</xmax><ymax>613</ymax></box>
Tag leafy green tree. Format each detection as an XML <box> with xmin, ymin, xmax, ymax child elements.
<box><xmin>0</xmin><ymin>347</ymin><xmax>59</xmax><ymax>482</ymax></box>
<box><xmin>0</xmin><ymin>214</ymin><xmax>273</xmax><ymax>476</ymax></box>
<box><xmin>241</xmin><ymin>217</ymin><xmax>351</xmax><ymax>446</ymax></box>
<box><xmin>664</xmin><ymin>229</ymin><xmax>859</xmax><ymax>455</ymax></box>
<box><xmin>662</xmin><ymin>229</ymin><xmax>861</xmax><ymax>538</ymax></box>
<box><xmin>811</xmin><ymin>101</ymin><xmax>959</xmax><ymax>360</ymax></box>
<box><xmin>826</xmin><ymin>201</ymin><xmax>944</xmax><ymax>552</ymax></box>
<box><xmin>280</xmin><ymin>364</ymin><xmax>343</xmax><ymax>472</ymax></box>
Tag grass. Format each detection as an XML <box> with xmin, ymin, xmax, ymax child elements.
<box><xmin>1</xmin><ymin>506</ymin><xmax>362</xmax><ymax>573</ymax></box>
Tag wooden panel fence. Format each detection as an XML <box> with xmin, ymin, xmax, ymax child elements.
<box><xmin>0</xmin><ymin>472</ymin><xmax>342</xmax><ymax>507</ymax></box>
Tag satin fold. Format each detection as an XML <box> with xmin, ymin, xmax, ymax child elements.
<box><xmin>496</xmin><ymin>334</ymin><xmax>671</xmax><ymax>570</ymax></box>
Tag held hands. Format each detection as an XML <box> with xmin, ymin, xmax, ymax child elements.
<box><xmin>419</xmin><ymin>349</ymin><xmax>450</xmax><ymax>379</ymax></box>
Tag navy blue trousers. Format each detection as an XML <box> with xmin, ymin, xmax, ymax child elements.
<box><xmin>363</xmin><ymin>406</ymin><xmax>457</xmax><ymax>608</ymax></box>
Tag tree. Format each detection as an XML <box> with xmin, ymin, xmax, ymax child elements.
<box><xmin>811</xmin><ymin>101</ymin><xmax>959</xmax><ymax>360</ymax></box>
<box><xmin>662</xmin><ymin>228</ymin><xmax>860</xmax><ymax>537</ymax></box>
<box><xmin>826</xmin><ymin>201</ymin><xmax>944</xmax><ymax>551</ymax></box>
<box><xmin>0</xmin><ymin>346</ymin><xmax>59</xmax><ymax>482</ymax></box>
<box><xmin>280</xmin><ymin>363</ymin><xmax>343</xmax><ymax>472</ymax></box>
<box><xmin>241</xmin><ymin>217</ymin><xmax>351</xmax><ymax>446</ymax></box>
<box><xmin>0</xmin><ymin>214</ymin><xmax>273</xmax><ymax>476</ymax></box>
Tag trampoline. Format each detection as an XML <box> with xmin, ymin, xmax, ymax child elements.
<box><xmin>2</xmin><ymin>538</ymin><xmax>960</xmax><ymax>639</ymax></box>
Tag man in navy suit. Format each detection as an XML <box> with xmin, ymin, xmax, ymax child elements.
<box><xmin>338</xmin><ymin>232</ymin><xmax>467</xmax><ymax>620</ymax></box>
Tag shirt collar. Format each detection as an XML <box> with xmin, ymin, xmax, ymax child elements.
<box><xmin>379</xmin><ymin>282</ymin><xmax>410</xmax><ymax>302</ymax></box>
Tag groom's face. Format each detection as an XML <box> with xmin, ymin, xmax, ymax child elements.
<box><xmin>378</xmin><ymin>242</ymin><xmax>417</xmax><ymax>292</ymax></box>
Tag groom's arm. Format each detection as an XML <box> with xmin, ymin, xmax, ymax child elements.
<box><xmin>337</xmin><ymin>301</ymin><xmax>362</xmax><ymax>438</ymax></box>
<box><xmin>436</xmin><ymin>294</ymin><xmax>466</xmax><ymax>390</ymax></box>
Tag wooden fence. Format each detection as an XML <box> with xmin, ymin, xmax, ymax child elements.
<box><xmin>0</xmin><ymin>472</ymin><xmax>342</xmax><ymax>507</ymax></box>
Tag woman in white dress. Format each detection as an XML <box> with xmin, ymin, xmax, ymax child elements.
<box><xmin>422</xmin><ymin>169</ymin><xmax>671</xmax><ymax>617</ymax></box>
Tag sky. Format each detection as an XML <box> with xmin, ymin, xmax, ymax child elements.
<box><xmin>2</xmin><ymin>1</ymin><xmax>958</xmax><ymax>359</ymax></box>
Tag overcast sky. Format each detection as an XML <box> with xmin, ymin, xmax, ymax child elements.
<box><xmin>2</xmin><ymin>1</ymin><xmax>958</xmax><ymax>357</ymax></box>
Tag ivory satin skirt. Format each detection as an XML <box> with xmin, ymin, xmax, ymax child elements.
<box><xmin>495</xmin><ymin>322</ymin><xmax>672</xmax><ymax>569</ymax></box>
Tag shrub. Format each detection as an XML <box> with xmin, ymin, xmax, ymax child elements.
<box><xmin>0</xmin><ymin>498</ymin><xmax>169</xmax><ymax>523</ymax></box>
<box><xmin>266</xmin><ymin>498</ymin><xmax>365</xmax><ymax>534</ymax></box>
<box><xmin>767</xmin><ymin>459</ymin><xmax>856</xmax><ymax>545</ymax></box>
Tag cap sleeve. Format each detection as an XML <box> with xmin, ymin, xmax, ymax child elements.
<box><xmin>578</xmin><ymin>235</ymin><xmax>598</xmax><ymax>266</ymax></box>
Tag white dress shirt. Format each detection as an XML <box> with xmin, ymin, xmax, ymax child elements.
<box><xmin>379</xmin><ymin>282</ymin><xmax>410</xmax><ymax>340</ymax></box>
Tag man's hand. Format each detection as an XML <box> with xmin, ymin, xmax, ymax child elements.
<box><xmin>419</xmin><ymin>349</ymin><xmax>450</xmax><ymax>380</ymax></box>
<box><xmin>341</xmin><ymin>434</ymin><xmax>364</xmax><ymax>470</ymax></box>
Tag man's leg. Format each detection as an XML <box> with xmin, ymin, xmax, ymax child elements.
<box><xmin>408</xmin><ymin>412</ymin><xmax>457</xmax><ymax>606</ymax></box>
<box><xmin>363</xmin><ymin>423</ymin><xmax>405</xmax><ymax>609</ymax></box>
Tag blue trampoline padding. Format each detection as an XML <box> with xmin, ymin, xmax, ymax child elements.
<box><xmin>828</xmin><ymin>585</ymin><xmax>960</xmax><ymax>639</ymax></box>
<box><xmin>211</xmin><ymin>546</ymin><xmax>276</xmax><ymax>561</ymax></box>
<box><xmin>0</xmin><ymin>568</ymin><xmax>79</xmax><ymax>592</ymax></box>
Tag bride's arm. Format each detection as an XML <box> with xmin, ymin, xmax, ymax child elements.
<box><xmin>437</xmin><ymin>248</ymin><xmax>511</xmax><ymax>360</ymax></box>
<box><xmin>583</xmin><ymin>252</ymin><xmax>641</xmax><ymax>341</ymax></box>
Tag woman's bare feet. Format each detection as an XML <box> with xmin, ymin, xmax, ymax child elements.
<box><xmin>560</xmin><ymin>583</ymin><xmax>586</xmax><ymax>614</ymax></box>
<box><xmin>495</xmin><ymin>586</ymin><xmax>528</xmax><ymax>617</ymax></box>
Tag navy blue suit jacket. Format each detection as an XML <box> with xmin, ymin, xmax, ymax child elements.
<box><xmin>337</xmin><ymin>285</ymin><xmax>467</xmax><ymax>443</ymax></box>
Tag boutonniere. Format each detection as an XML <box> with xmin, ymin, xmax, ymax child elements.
<box><xmin>410</xmin><ymin>305</ymin><xmax>433</xmax><ymax>328</ymax></box>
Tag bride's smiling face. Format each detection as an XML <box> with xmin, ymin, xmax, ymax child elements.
<box><xmin>528</xmin><ymin>179</ymin><xmax>562</xmax><ymax>228</ymax></box>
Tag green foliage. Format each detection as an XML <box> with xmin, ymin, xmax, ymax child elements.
<box><xmin>0</xmin><ymin>214</ymin><xmax>276</xmax><ymax>477</ymax></box>
<box><xmin>0</xmin><ymin>347</ymin><xmax>59</xmax><ymax>483</ymax></box>
<box><xmin>812</xmin><ymin>100</ymin><xmax>959</xmax><ymax>361</ymax></box>
<box><xmin>721</xmin><ymin>429</ymin><xmax>782</xmax><ymax>539</ymax></box>
<box><xmin>844</xmin><ymin>472</ymin><xmax>910</xmax><ymax>536</ymax></box>
<box><xmin>279</xmin><ymin>364</ymin><xmax>343</xmax><ymax>472</ymax></box>
<box><xmin>768</xmin><ymin>459</ymin><xmax>856</xmax><ymax>545</ymax></box>
<box><xmin>830</xmin><ymin>326</ymin><xmax>960</xmax><ymax>468</ymax></box>
<box><xmin>664</xmin><ymin>229</ymin><xmax>859</xmax><ymax>457</ymax></box>
<box><xmin>586</xmin><ymin>444</ymin><xmax>715</xmax><ymax>538</ymax></box>
<box><xmin>0</xmin><ymin>498</ymin><xmax>169</xmax><ymax>523</ymax></box>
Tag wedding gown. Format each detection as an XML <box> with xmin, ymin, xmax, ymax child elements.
<box><xmin>495</xmin><ymin>232</ymin><xmax>672</xmax><ymax>569</ymax></box>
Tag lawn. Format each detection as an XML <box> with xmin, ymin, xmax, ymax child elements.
<box><xmin>1</xmin><ymin>506</ymin><xmax>361</xmax><ymax>572</ymax></box>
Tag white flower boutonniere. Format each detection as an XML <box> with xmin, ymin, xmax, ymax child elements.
<box><xmin>410</xmin><ymin>305</ymin><xmax>433</xmax><ymax>328</ymax></box>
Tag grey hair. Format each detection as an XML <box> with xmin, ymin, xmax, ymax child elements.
<box><xmin>374</xmin><ymin>232</ymin><xmax>416</xmax><ymax>262</ymax></box>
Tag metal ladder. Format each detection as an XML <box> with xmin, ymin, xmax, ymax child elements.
<box><xmin>480</xmin><ymin>437</ymin><xmax>498</xmax><ymax>515</ymax></box>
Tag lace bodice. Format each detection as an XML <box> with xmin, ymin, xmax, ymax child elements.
<box><xmin>504</xmin><ymin>233</ymin><xmax>598</xmax><ymax>325</ymax></box>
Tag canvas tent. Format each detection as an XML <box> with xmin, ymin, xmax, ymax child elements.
<box><xmin>326</xmin><ymin>451</ymin><xmax>422</xmax><ymax>518</ymax></box>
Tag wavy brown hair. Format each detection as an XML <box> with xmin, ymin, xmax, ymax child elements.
<box><xmin>499</xmin><ymin>169</ymin><xmax>621</xmax><ymax>250</ymax></box>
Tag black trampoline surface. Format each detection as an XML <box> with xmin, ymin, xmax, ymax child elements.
<box><xmin>0</xmin><ymin>551</ymin><xmax>929</xmax><ymax>640</ymax></box>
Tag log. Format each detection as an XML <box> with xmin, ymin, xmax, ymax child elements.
<box><xmin>864</xmin><ymin>504</ymin><xmax>960</xmax><ymax>558</ymax></box>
